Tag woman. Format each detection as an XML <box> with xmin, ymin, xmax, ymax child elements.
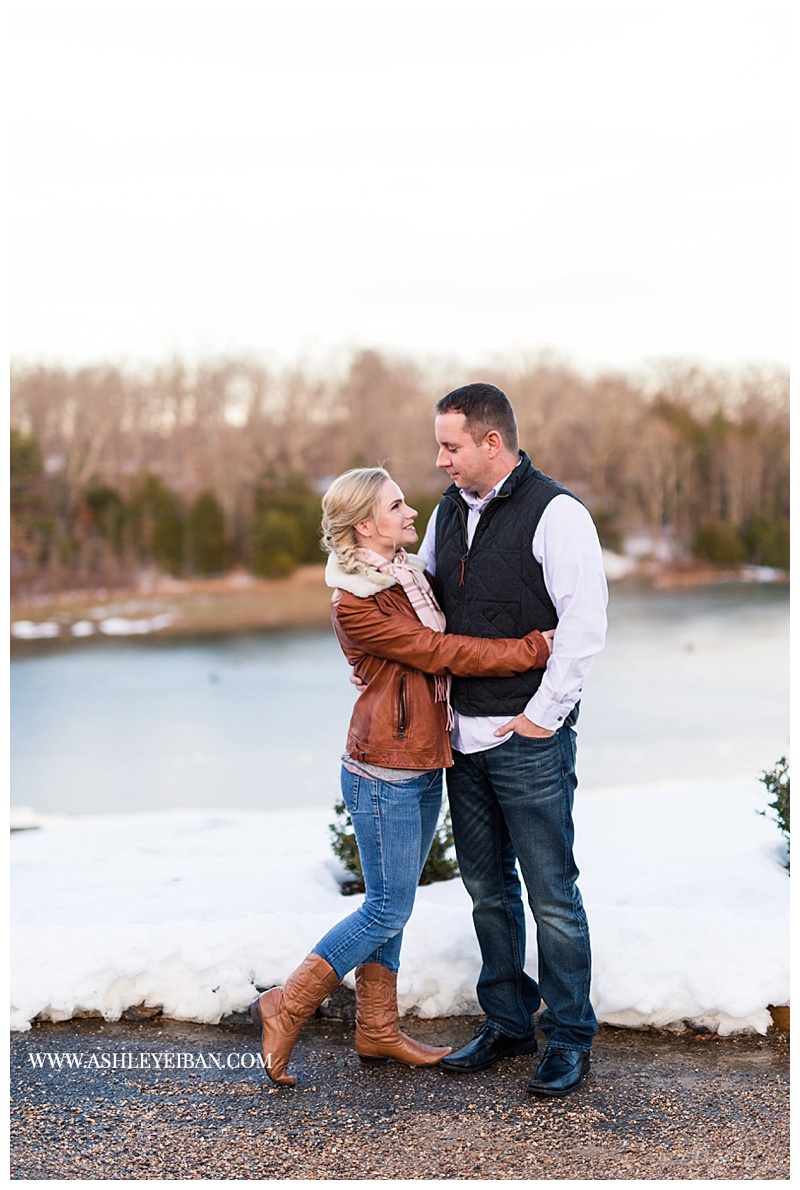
<box><xmin>250</xmin><ymin>467</ymin><xmax>553</xmax><ymax>1086</ymax></box>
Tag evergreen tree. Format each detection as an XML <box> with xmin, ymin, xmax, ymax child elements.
<box><xmin>85</xmin><ymin>485</ymin><xmax>127</xmax><ymax>559</ymax></box>
<box><xmin>692</xmin><ymin>520</ymin><xmax>747</xmax><ymax>566</ymax></box>
<box><xmin>744</xmin><ymin>517</ymin><xmax>790</xmax><ymax>570</ymax></box>
<box><xmin>252</xmin><ymin>470</ymin><xmax>323</xmax><ymax>565</ymax></box>
<box><xmin>250</xmin><ymin>509</ymin><xmax>303</xmax><ymax>577</ymax></box>
<box><xmin>127</xmin><ymin>473</ymin><xmax>185</xmax><ymax>575</ymax></box>
<box><xmin>10</xmin><ymin>429</ymin><xmax>55</xmax><ymax>568</ymax></box>
<box><xmin>186</xmin><ymin>490</ymin><xmax>228</xmax><ymax>575</ymax></box>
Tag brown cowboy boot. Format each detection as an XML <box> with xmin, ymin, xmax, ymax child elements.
<box><xmin>354</xmin><ymin>962</ymin><xmax>452</xmax><ymax>1066</ymax></box>
<box><xmin>249</xmin><ymin>953</ymin><xmax>339</xmax><ymax>1086</ymax></box>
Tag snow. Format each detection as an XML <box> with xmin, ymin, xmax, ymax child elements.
<box><xmin>740</xmin><ymin>565</ymin><xmax>786</xmax><ymax>583</ymax></box>
<box><xmin>10</xmin><ymin>620</ymin><xmax>60</xmax><ymax>639</ymax></box>
<box><xmin>10</xmin><ymin>777</ymin><xmax>788</xmax><ymax>1037</ymax></box>
<box><xmin>623</xmin><ymin>533</ymin><xmax>680</xmax><ymax>563</ymax></box>
<box><xmin>600</xmin><ymin>550</ymin><xmax>638</xmax><ymax>580</ymax></box>
<box><xmin>11</xmin><ymin>614</ymin><xmax>175</xmax><ymax>639</ymax></box>
<box><xmin>98</xmin><ymin>614</ymin><xmax>175</xmax><ymax>636</ymax></box>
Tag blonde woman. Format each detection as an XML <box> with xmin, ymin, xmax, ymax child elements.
<box><xmin>250</xmin><ymin>467</ymin><xmax>553</xmax><ymax>1086</ymax></box>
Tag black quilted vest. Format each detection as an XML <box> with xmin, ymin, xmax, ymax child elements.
<box><xmin>434</xmin><ymin>451</ymin><xmax>577</xmax><ymax>716</ymax></box>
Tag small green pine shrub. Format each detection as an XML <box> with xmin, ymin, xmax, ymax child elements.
<box><xmin>329</xmin><ymin>798</ymin><xmax>363</xmax><ymax>879</ymax></box>
<box><xmin>418</xmin><ymin>807</ymin><xmax>459</xmax><ymax>884</ymax></box>
<box><xmin>759</xmin><ymin>756</ymin><xmax>789</xmax><ymax>868</ymax></box>
<box><xmin>329</xmin><ymin>797</ymin><xmax>459</xmax><ymax>889</ymax></box>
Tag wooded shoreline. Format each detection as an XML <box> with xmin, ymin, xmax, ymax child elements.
<box><xmin>11</xmin><ymin>354</ymin><xmax>790</xmax><ymax>598</ymax></box>
<box><xmin>10</xmin><ymin>561</ymin><xmax>787</xmax><ymax>644</ymax></box>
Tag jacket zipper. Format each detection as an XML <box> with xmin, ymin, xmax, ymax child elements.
<box><xmin>397</xmin><ymin>674</ymin><xmax>407</xmax><ymax>739</ymax></box>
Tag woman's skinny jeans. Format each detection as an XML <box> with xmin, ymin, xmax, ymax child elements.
<box><xmin>313</xmin><ymin>765</ymin><xmax>443</xmax><ymax>979</ymax></box>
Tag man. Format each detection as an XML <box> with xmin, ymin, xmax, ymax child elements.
<box><xmin>417</xmin><ymin>382</ymin><xmax>607</xmax><ymax>1097</ymax></box>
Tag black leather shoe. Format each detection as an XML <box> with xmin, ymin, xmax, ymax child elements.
<box><xmin>440</xmin><ymin>1022</ymin><xmax>538</xmax><ymax>1073</ymax></box>
<box><xmin>527</xmin><ymin>1048</ymin><xmax>590</xmax><ymax>1097</ymax></box>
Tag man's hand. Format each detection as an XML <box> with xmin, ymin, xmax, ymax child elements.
<box><xmin>494</xmin><ymin>713</ymin><xmax>554</xmax><ymax>739</ymax></box>
<box><xmin>349</xmin><ymin>667</ymin><xmax>367</xmax><ymax>693</ymax></box>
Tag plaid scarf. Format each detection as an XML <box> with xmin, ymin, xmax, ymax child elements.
<box><xmin>355</xmin><ymin>547</ymin><xmax>453</xmax><ymax>726</ymax></box>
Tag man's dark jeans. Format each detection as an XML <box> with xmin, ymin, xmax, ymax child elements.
<box><xmin>446</xmin><ymin>727</ymin><xmax>597</xmax><ymax>1052</ymax></box>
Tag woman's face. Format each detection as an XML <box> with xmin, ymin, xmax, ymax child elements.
<box><xmin>355</xmin><ymin>479</ymin><xmax>418</xmax><ymax>560</ymax></box>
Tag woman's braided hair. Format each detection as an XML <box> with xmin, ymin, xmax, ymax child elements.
<box><xmin>320</xmin><ymin>467</ymin><xmax>391</xmax><ymax>576</ymax></box>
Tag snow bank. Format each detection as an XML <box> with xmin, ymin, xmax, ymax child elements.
<box><xmin>98</xmin><ymin>614</ymin><xmax>175</xmax><ymax>635</ymax></box>
<box><xmin>10</xmin><ymin>620</ymin><xmax>60</xmax><ymax>639</ymax></box>
<box><xmin>10</xmin><ymin>779</ymin><xmax>788</xmax><ymax>1035</ymax></box>
<box><xmin>601</xmin><ymin>550</ymin><xmax>639</xmax><ymax>580</ymax></box>
<box><xmin>11</xmin><ymin>614</ymin><xmax>175</xmax><ymax>639</ymax></box>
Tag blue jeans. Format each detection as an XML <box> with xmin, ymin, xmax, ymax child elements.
<box><xmin>313</xmin><ymin>766</ymin><xmax>443</xmax><ymax>979</ymax></box>
<box><xmin>446</xmin><ymin>728</ymin><xmax>596</xmax><ymax>1052</ymax></box>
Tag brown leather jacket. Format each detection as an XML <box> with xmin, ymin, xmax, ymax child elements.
<box><xmin>326</xmin><ymin>554</ymin><xmax>551</xmax><ymax>770</ymax></box>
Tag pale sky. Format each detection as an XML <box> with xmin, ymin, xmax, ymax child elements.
<box><xmin>8</xmin><ymin>0</ymin><xmax>791</xmax><ymax>373</ymax></box>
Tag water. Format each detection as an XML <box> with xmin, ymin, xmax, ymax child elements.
<box><xmin>11</xmin><ymin>584</ymin><xmax>789</xmax><ymax>816</ymax></box>
<box><xmin>580</xmin><ymin>583</ymin><xmax>788</xmax><ymax>791</ymax></box>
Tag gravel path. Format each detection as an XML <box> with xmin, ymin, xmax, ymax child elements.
<box><xmin>11</xmin><ymin>1013</ymin><xmax>788</xmax><ymax>1180</ymax></box>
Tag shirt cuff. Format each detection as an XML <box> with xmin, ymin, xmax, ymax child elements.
<box><xmin>524</xmin><ymin>693</ymin><xmax>576</xmax><ymax>733</ymax></box>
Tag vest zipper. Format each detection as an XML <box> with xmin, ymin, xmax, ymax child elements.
<box><xmin>445</xmin><ymin>495</ymin><xmax>471</xmax><ymax>588</ymax></box>
<box><xmin>447</xmin><ymin>491</ymin><xmax>511</xmax><ymax>586</ymax></box>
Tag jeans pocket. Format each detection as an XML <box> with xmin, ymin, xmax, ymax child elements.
<box><xmin>517</xmin><ymin>731</ymin><xmax>558</xmax><ymax>746</ymax></box>
<box><xmin>425</xmin><ymin>768</ymin><xmax>444</xmax><ymax>793</ymax></box>
<box><xmin>341</xmin><ymin>770</ymin><xmax>360</xmax><ymax>813</ymax></box>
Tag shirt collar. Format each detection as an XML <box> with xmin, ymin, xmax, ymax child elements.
<box><xmin>459</xmin><ymin>460</ymin><xmax>520</xmax><ymax>512</ymax></box>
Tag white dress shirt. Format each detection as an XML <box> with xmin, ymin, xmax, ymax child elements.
<box><xmin>417</xmin><ymin>469</ymin><xmax>608</xmax><ymax>752</ymax></box>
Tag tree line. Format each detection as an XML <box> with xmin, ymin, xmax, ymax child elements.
<box><xmin>10</xmin><ymin>349</ymin><xmax>789</xmax><ymax>594</ymax></box>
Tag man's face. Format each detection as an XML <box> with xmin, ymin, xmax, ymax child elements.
<box><xmin>435</xmin><ymin>411</ymin><xmax>495</xmax><ymax>497</ymax></box>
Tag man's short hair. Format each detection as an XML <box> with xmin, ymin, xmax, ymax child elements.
<box><xmin>436</xmin><ymin>383</ymin><xmax>519</xmax><ymax>453</ymax></box>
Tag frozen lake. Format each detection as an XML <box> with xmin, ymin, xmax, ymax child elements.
<box><xmin>10</xmin><ymin>583</ymin><xmax>789</xmax><ymax>815</ymax></box>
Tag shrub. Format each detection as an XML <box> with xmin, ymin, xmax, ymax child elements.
<box><xmin>744</xmin><ymin>517</ymin><xmax>790</xmax><ymax>570</ymax></box>
<box><xmin>759</xmin><ymin>756</ymin><xmax>789</xmax><ymax>868</ymax></box>
<box><xmin>329</xmin><ymin>797</ymin><xmax>459</xmax><ymax>890</ymax></box>
<box><xmin>417</xmin><ymin>807</ymin><xmax>459</xmax><ymax>884</ymax></box>
<box><xmin>329</xmin><ymin>798</ymin><xmax>363</xmax><ymax>880</ymax></box>
<box><xmin>692</xmin><ymin>519</ymin><xmax>747</xmax><ymax>566</ymax></box>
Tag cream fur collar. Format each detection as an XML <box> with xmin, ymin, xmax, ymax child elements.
<box><xmin>325</xmin><ymin>551</ymin><xmax>426</xmax><ymax>599</ymax></box>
